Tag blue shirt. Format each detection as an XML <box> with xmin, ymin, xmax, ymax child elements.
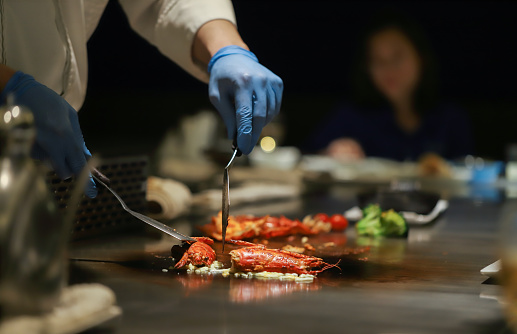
<box><xmin>303</xmin><ymin>102</ymin><xmax>474</xmax><ymax>161</ymax></box>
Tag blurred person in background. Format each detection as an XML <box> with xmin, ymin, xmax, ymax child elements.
<box><xmin>0</xmin><ymin>0</ymin><xmax>283</xmax><ymax>197</ymax></box>
<box><xmin>304</xmin><ymin>13</ymin><xmax>473</xmax><ymax>163</ymax></box>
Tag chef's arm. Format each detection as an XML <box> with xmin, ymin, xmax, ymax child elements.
<box><xmin>119</xmin><ymin>0</ymin><xmax>283</xmax><ymax>154</ymax></box>
<box><xmin>191</xmin><ymin>19</ymin><xmax>248</xmax><ymax>66</ymax></box>
<box><xmin>118</xmin><ymin>0</ymin><xmax>237</xmax><ymax>83</ymax></box>
<box><xmin>191</xmin><ymin>19</ymin><xmax>284</xmax><ymax>155</ymax></box>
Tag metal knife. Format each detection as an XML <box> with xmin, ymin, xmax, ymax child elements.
<box><xmin>221</xmin><ymin>142</ymin><xmax>241</xmax><ymax>252</ymax></box>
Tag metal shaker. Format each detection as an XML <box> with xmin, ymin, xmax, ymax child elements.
<box><xmin>0</xmin><ymin>104</ymin><xmax>66</xmax><ymax>316</ymax></box>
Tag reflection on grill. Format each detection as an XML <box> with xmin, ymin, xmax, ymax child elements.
<box><xmin>47</xmin><ymin>156</ymin><xmax>148</xmax><ymax>240</ymax></box>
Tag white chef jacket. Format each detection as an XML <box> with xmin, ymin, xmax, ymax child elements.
<box><xmin>0</xmin><ymin>0</ymin><xmax>236</xmax><ymax>110</ymax></box>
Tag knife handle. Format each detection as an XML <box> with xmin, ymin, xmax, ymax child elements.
<box><xmin>232</xmin><ymin>139</ymin><xmax>242</xmax><ymax>157</ymax></box>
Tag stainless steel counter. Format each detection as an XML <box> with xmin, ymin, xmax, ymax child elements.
<box><xmin>68</xmin><ymin>188</ymin><xmax>510</xmax><ymax>333</ymax></box>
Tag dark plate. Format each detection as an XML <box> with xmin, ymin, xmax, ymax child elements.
<box><xmin>357</xmin><ymin>190</ymin><xmax>441</xmax><ymax>215</ymax></box>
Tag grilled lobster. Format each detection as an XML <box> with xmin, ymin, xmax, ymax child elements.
<box><xmin>228</xmin><ymin>240</ymin><xmax>339</xmax><ymax>275</ymax></box>
<box><xmin>174</xmin><ymin>237</ymin><xmax>216</xmax><ymax>269</ymax></box>
<box><xmin>202</xmin><ymin>212</ymin><xmax>332</xmax><ymax>241</ymax></box>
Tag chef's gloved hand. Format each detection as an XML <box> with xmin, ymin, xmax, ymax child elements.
<box><xmin>0</xmin><ymin>71</ymin><xmax>97</xmax><ymax>198</ymax></box>
<box><xmin>208</xmin><ymin>46</ymin><xmax>283</xmax><ymax>155</ymax></box>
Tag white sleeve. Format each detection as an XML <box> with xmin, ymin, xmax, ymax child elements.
<box><xmin>117</xmin><ymin>0</ymin><xmax>237</xmax><ymax>83</ymax></box>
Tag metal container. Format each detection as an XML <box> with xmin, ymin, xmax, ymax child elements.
<box><xmin>0</xmin><ymin>105</ymin><xmax>66</xmax><ymax>316</ymax></box>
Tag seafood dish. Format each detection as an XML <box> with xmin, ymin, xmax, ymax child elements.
<box><xmin>201</xmin><ymin>212</ymin><xmax>348</xmax><ymax>241</ymax></box>
<box><xmin>171</xmin><ymin>238</ymin><xmax>341</xmax><ymax>281</ymax></box>
<box><xmin>172</xmin><ymin>237</ymin><xmax>216</xmax><ymax>269</ymax></box>
<box><xmin>228</xmin><ymin>240</ymin><xmax>340</xmax><ymax>275</ymax></box>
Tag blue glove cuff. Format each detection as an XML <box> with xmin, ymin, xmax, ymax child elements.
<box><xmin>207</xmin><ymin>46</ymin><xmax>259</xmax><ymax>74</ymax></box>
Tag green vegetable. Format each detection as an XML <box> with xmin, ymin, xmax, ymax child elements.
<box><xmin>380</xmin><ymin>209</ymin><xmax>408</xmax><ymax>237</ymax></box>
<box><xmin>356</xmin><ymin>204</ymin><xmax>408</xmax><ymax>238</ymax></box>
<box><xmin>356</xmin><ymin>204</ymin><xmax>383</xmax><ymax>237</ymax></box>
<box><xmin>362</xmin><ymin>203</ymin><xmax>382</xmax><ymax>219</ymax></box>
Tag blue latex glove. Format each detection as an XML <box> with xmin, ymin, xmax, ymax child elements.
<box><xmin>0</xmin><ymin>71</ymin><xmax>97</xmax><ymax>198</ymax></box>
<box><xmin>208</xmin><ymin>46</ymin><xmax>283</xmax><ymax>155</ymax></box>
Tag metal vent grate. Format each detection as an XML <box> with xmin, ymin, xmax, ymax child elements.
<box><xmin>47</xmin><ymin>156</ymin><xmax>148</xmax><ymax>240</ymax></box>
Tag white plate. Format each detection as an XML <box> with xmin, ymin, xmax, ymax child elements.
<box><xmin>480</xmin><ymin>259</ymin><xmax>501</xmax><ymax>278</ymax></box>
<box><xmin>344</xmin><ymin>199</ymin><xmax>449</xmax><ymax>225</ymax></box>
<box><xmin>0</xmin><ymin>284</ymin><xmax>121</xmax><ymax>334</ymax></box>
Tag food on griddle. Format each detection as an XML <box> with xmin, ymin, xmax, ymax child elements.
<box><xmin>184</xmin><ymin>261</ymin><xmax>226</xmax><ymax>275</ymax></box>
<box><xmin>172</xmin><ymin>237</ymin><xmax>216</xmax><ymax>269</ymax></box>
<box><xmin>228</xmin><ymin>240</ymin><xmax>340</xmax><ymax>275</ymax></box>
<box><xmin>356</xmin><ymin>204</ymin><xmax>408</xmax><ymax>237</ymax></box>
<box><xmin>171</xmin><ymin>239</ymin><xmax>331</xmax><ymax>283</ymax></box>
<box><xmin>179</xmin><ymin>261</ymin><xmax>316</xmax><ymax>283</ymax></box>
<box><xmin>329</xmin><ymin>214</ymin><xmax>349</xmax><ymax>231</ymax></box>
<box><xmin>300</xmin><ymin>214</ymin><xmax>332</xmax><ymax>234</ymax></box>
<box><xmin>202</xmin><ymin>212</ymin><xmax>347</xmax><ymax>241</ymax></box>
<box><xmin>233</xmin><ymin>271</ymin><xmax>316</xmax><ymax>282</ymax></box>
<box><xmin>312</xmin><ymin>213</ymin><xmax>349</xmax><ymax>231</ymax></box>
<box><xmin>281</xmin><ymin>245</ymin><xmax>306</xmax><ymax>254</ymax></box>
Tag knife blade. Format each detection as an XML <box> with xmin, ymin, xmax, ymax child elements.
<box><xmin>221</xmin><ymin>143</ymin><xmax>241</xmax><ymax>252</ymax></box>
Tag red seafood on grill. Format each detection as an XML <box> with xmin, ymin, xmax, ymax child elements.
<box><xmin>173</xmin><ymin>237</ymin><xmax>216</xmax><ymax>269</ymax></box>
<box><xmin>201</xmin><ymin>212</ymin><xmax>338</xmax><ymax>241</ymax></box>
<box><xmin>228</xmin><ymin>240</ymin><xmax>340</xmax><ymax>275</ymax></box>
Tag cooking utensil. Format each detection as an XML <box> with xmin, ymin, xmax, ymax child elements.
<box><xmin>222</xmin><ymin>142</ymin><xmax>241</xmax><ymax>252</ymax></box>
<box><xmin>91</xmin><ymin>170</ymin><xmax>195</xmax><ymax>242</ymax></box>
<box><xmin>0</xmin><ymin>106</ymin><xmax>74</xmax><ymax>315</ymax></box>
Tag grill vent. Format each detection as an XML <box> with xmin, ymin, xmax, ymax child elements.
<box><xmin>47</xmin><ymin>156</ymin><xmax>148</xmax><ymax>240</ymax></box>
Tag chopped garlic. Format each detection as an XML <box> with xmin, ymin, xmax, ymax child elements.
<box><xmin>261</xmin><ymin>272</ymin><xmax>283</xmax><ymax>278</ymax></box>
<box><xmin>210</xmin><ymin>261</ymin><xmax>223</xmax><ymax>270</ymax></box>
<box><xmin>281</xmin><ymin>245</ymin><xmax>305</xmax><ymax>254</ymax></box>
<box><xmin>209</xmin><ymin>269</ymin><xmax>225</xmax><ymax>274</ymax></box>
<box><xmin>301</xmin><ymin>236</ymin><xmax>309</xmax><ymax>243</ymax></box>
<box><xmin>299</xmin><ymin>274</ymin><xmax>315</xmax><ymax>278</ymax></box>
<box><xmin>295</xmin><ymin>276</ymin><xmax>314</xmax><ymax>283</ymax></box>
<box><xmin>177</xmin><ymin>261</ymin><xmax>316</xmax><ymax>283</ymax></box>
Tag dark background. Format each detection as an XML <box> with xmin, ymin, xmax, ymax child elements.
<box><xmin>81</xmin><ymin>0</ymin><xmax>517</xmax><ymax>160</ymax></box>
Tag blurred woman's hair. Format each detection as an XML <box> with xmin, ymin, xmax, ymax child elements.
<box><xmin>351</xmin><ymin>11</ymin><xmax>440</xmax><ymax>114</ymax></box>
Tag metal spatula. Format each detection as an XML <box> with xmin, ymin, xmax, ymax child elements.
<box><xmin>221</xmin><ymin>143</ymin><xmax>241</xmax><ymax>252</ymax></box>
<box><xmin>91</xmin><ymin>170</ymin><xmax>195</xmax><ymax>242</ymax></box>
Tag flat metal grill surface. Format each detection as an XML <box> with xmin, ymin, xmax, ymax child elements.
<box><xmin>47</xmin><ymin>156</ymin><xmax>148</xmax><ymax>240</ymax></box>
